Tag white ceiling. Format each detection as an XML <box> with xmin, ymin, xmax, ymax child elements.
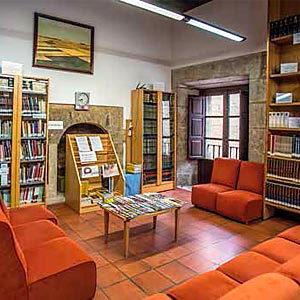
<box><xmin>171</xmin><ymin>0</ymin><xmax>268</xmax><ymax>67</ymax></box>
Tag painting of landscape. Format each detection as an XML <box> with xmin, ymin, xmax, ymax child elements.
<box><xmin>33</xmin><ymin>13</ymin><xmax>94</xmax><ymax>74</ymax></box>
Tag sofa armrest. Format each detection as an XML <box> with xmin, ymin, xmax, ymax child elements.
<box><xmin>219</xmin><ymin>273</ymin><xmax>300</xmax><ymax>300</ymax></box>
<box><xmin>143</xmin><ymin>293</ymin><xmax>172</xmax><ymax>300</ymax></box>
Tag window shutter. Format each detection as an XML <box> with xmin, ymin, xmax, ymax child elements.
<box><xmin>188</xmin><ymin>96</ymin><xmax>205</xmax><ymax>159</ymax></box>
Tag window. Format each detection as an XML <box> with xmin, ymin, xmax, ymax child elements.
<box><xmin>188</xmin><ymin>86</ymin><xmax>248</xmax><ymax>160</ymax></box>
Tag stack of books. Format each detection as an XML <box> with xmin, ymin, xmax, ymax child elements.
<box><xmin>20</xmin><ymin>140</ymin><xmax>45</xmax><ymax>160</ymax></box>
<box><xmin>0</xmin><ymin>120</ymin><xmax>12</xmax><ymax>138</ymax></box>
<box><xmin>267</xmin><ymin>158</ymin><xmax>300</xmax><ymax>182</ymax></box>
<box><xmin>19</xmin><ymin>186</ymin><xmax>44</xmax><ymax>204</ymax></box>
<box><xmin>0</xmin><ymin>141</ymin><xmax>11</xmax><ymax>161</ymax></box>
<box><xmin>0</xmin><ymin>191</ymin><xmax>10</xmax><ymax>207</ymax></box>
<box><xmin>21</xmin><ymin>120</ymin><xmax>46</xmax><ymax>138</ymax></box>
<box><xmin>270</xmin><ymin>15</ymin><xmax>300</xmax><ymax>39</ymax></box>
<box><xmin>22</xmin><ymin>95</ymin><xmax>46</xmax><ymax>117</ymax></box>
<box><xmin>19</xmin><ymin>163</ymin><xmax>45</xmax><ymax>184</ymax></box>
<box><xmin>268</xmin><ymin>135</ymin><xmax>300</xmax><ymax>157</ymax></box>
<box><xmin>266</xmin><ymin>181</ymin><xmax>300</xmax><ymax>209</ymax></box>
<box><xmin>0</xmin><ymin>93</ymin><xmax>13</xmax><ymax>114</ymax></box>
<box><xmin>126</xmin><ymin>163</ymin><xmax>141</xmax><ymax>174</ymax></box>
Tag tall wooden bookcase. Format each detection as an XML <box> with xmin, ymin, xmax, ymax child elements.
<box><xmin>65</xmin><ymin>133</ymin><xmax>125</xmax><ymax>214</ymax></box>
<box><xmin>264</xmin><ymin>0</ymin><xmax>300</xmax><ymax>218</ymax></box>
<box><xmin>131</xmin><ymin>89</ymin><xmax>176</xmax><ymax>193</ymax></box>
<box><xmin>0</xmin><ymin>74</ymin><xmax>49</xmax><ymax>208</ymax></box>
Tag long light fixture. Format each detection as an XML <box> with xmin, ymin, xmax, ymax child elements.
<box><xmin>119</xmin><ymin>0</ymin><xmax>184</xmax><ymax>21</ymax></box>
<box><xmin>184</xmin><ymin>17</ymin><xmax>246</xmax><ymax>42</ymax></box>
<box><xmin>118</xmin><ymin>0</ymin><xmax>246</xmax><ymax>42</ymax></box>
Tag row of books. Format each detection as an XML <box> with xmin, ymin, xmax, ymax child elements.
<box><xmin>0</xmin><ymin>93</ymin><xmax>13</xmax><ymax>113</ymax></box>
<box><xmin>162</xmin><ymin>155</ymin><xmax>173</xmax><ymax>169</ymax></box>
<box><xmin>20</xmin><ymin>140</ymin><xmax>46</xmax><ymax>160</ymax></box>
<box><xmin>267</xmin><ymin>158</ymin><xmax>300</xmax><ymax>182</ymax></box>
<box><xmin>144</xmin><ymin>120</ymin><xmax>157</xmax><ymax>135</ymax></box>
<box><xmin>143</xmin><ymin>104</ymin><xmax>157</xmax><ymax>119</ymax></box>
<box><xmin>22</xmin><ymin>95</ymin><xmax>46</xmax><ymax>115</ymax></box>
<box><xmin>268</xmin><ymin>135</ymin><xmax>300</xmax><ymax>158</ymax></box>
<box><xmin>143</xmin><ymin>138</ymin><xmax>157</xmax><ymax>154</ymax></box>
<box><xmin>162</xmin><ymin>169</ymin><xmax>173</xmax><ymax>181</ymax></box>
<box><xmin>143</xmin><ymin>92</ymin><xmax>157</xmax><ymax>104</ymax></box>
<box><xmin>0</xmin><ymin>141</ymin><xmax>11</xmax><ymax>161</ymax></box>
<box><xmin>270</xmin><ymin>15</ymin><xmax>300</xmax><ymax>40</ymax></box>
<box><xmin>21</xmin><ymin>120</ymin><xmax>46</xmax><ymax>138</ymax></box>
<box><xmin>266</xmin><ymin>181</ymin><xmax>300</xmax><ymax>209</ymax></box>
<box><xmin>269</xmin><ymin>112</ymin><xmax>300</xmax><ymax>128</ymax></box>
<box><xmin>0</xmin><ymin>120</ymin><xmax>12</xmax><ymax>138</ymax></box>
<box><xmin>143</xmin><ymin>155</ymin><xmax>157</xmax><ymax>170</ymax></box>
<box><xmin>0</xmin><ymin>77</ymin><xmax>14</xmax><ymax>89</ymax></box>
<box><xmin>19</xmin><ymin>186</ymin><xmax>44</xmax><ymax>205</ymax></box>
<box><xmin>143</xmin><ymin>170</ymin><xmax>157</xmax><ymax>185</ymax></box>
<box><xmin>19</xmin><ymin>163</ymin><xmax>45</xmax><ymax>184</ymax></box>
<box><xmin>95</xmin><ymin>193</ymin><xmax>184</xmax><ymax>220</ymax></box>
<box><xmin>0</xmin><ymin>191</ymin><xmax>10</xmax><ymax>208</ymax></box>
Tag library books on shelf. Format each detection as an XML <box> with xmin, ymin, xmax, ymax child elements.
<box><xmin>264</xmin><ymin>0</ymin><xmax>300</xmax><ymax>217</ymax></box>
<box><xmin>0</xmin><ymin>74</ymin><xmax>49</xmax><ymax>208</ymax></box>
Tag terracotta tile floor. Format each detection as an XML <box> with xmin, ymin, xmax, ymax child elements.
<box><xmin>49</xmin><ymin>189</ymin><xmax>298</xmax><ymax>300</ymax></box>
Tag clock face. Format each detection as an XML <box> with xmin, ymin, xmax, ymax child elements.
<box><xmin>75</xmin><ymin>92</ymin><xmax>90</xmax><ymax>110</ymax></box>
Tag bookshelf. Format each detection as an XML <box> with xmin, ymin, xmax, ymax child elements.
<box><xmin>0</xmin><ymin>75</ymin><xmax>49</xmax><ymax>208</ymax></box>
<box><xmin>264</xmin><ymin>0</ymin><xmax>300</xmax><ymax>218</ymax></box>
<box><xmin>131</xmin><ymin>89</ymin><xmax>176</xmax><ymax>193</ymax></box>
<box><xmin>65</xmin><ymin>133</ymin><xmax>125</xmax><ymax>214</ymax></box>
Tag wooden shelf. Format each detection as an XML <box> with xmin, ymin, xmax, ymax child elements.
<box><xmin>270</xmin><ymin>72</ymin><xmax>300</xmax><ymax>80</ymax></box>
<box><xmin>267</xmin><ymin>154</ymin><xmax>300</xmax><ymax>162</ymax></box>
<box><xmin>271</xmin><ymin>35</ymin><xmax>293</xmax><ymax>45</ymax></box>
<box><xmin>265</xmin><ymin>200</ymin><xmax>300</xmax><ymax>214</ymax></box>
<box><xmin>266</xmin><ymin>176</ymin><xmax>300</xmax><ymax>186</ymax></box>
<box><xmin>270</xmin><ymin>102</ymin><xmax>300</xmax><ymax>107</ymax></box>
<box><xmin>269</xmin><ymin>127</ymin><xmax>300</xmax><ymax>132</ymax></box>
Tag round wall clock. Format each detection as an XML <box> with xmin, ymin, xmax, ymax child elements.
<box><xmin>75</xmin><ymin>92</ymin><xmax>90</xmax><ymax>110</ymax></box>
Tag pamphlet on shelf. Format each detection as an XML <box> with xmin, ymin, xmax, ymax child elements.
<box><xmin>102</xmin><ymin>163</ymin><xmax>119</xmax><ymax>178</ymax></box>
<box><xmin>76</xmin><ymin>136</ymin><xmax>90</xmax><ymax>152</ymax></box>
<box><xmin>89</xmin><ymin>136</ymin><xmax>103</xmax><ymax>151</ymax></box>
<box><xmin>79</xmin><ymin>151</ymin><xmax>97</xmax><ymax>163</ymax></box>
<box><xmin>81</xmin><ymin>165</ymin><xmax>99</xmax><ymax>178</ymax></box>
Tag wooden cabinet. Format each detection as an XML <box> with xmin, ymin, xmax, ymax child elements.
<box><xmin>264</xmin><ymin>0</ymin><xmax>300</xmax><ymax>218</ymax></box>
<box><xmin>131</xmin><ymin>89</ymin><xmax>176</xmax><ymax>193</ymax></box>
<box><xmin>0</xmin><ymin>74</ymin><xmax>49</xmax><ymax>208</ymax></box>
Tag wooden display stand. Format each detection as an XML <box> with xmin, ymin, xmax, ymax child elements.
<box><xmin>130</xmin><ymin>89</ymin><xmax>176</xmax><ymax>193</ymax></box>
<box><xmin>264</xmin><ymin>0</ymin><xmax>300</xmax><ymax>218</ymax></box>
<box><xmin>0</xmin><ymin>74</ymin><xmax>49</xmax><ymax>208</ymax></box>
<box><xmin>65</xmin><ymin>133</ymin><xmax>125</xmax><ymax>214</ymax></box>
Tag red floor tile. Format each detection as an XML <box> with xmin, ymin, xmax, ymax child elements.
<box><xmin>96</xmin><ymin>265</ymin><xmax>126</xmax><ymax>288</ymax></box>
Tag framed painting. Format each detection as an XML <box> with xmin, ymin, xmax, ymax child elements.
<box><xmin>33</xmin><ymin>13</ymin><xmax>94</xmax><ymax>74</ymax></box>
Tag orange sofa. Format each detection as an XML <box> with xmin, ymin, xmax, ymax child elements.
<box><xmin>0</xmin><ymin>198</ymin><xmax>96</xmax><ymax>300</ymax></box>
<box><xmin>192</xmin><ymin>158</ymin><xmax>264</xmax><ymax>223</ymax></box>
<box><xmin>144</xmin><ymin>225</ymin><xmax>300</xmax><ymax>300</ymax></box>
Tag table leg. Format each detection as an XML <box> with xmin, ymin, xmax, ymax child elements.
<box><xmin>174</xmin><ymin>208</ymin><xmax>180</xmax><ymax>242</ymax></box>
<box><xmin>124</xmin><ymin>220</ymin><xmax>130</xmax><ymax>258</ymax></box>
<box><xmin>153</xmin><ymin>215</ymin><xmax>157</xmax><ymax>229</ymax></box>
<box><xmin>104</xmin><ymin>211</ymin><xmax>109</xmax><ymax>244</ymax></box>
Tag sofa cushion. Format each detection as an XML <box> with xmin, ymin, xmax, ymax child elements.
<box><xmin>216</xmin><ymin>190</ymin><xmax>262</xmax><ymax>223</ymax></box>
<box><xmin>219</xmin><ymin>273</ymin><xmax>300</xmax><ymax>300</ymax></box>
<box><xmin>276</xmin><ymin>254</ymin><xmax>300</xmax><ymax>285</ymax></box>
<box><xmin>24</xmin><ymin>237</ymin><xmax>96</xmax><ymax>300</ymax></box>
<box><xmin>0</xmin><ymin>207</ymin><xmax>27</xmax><ymax>299</ymax></box>
<box><xmin>252</xmin><ymin>237</ymin><xmax>300</xmax><ymax>263</ymax></box>
<box><xmin>278</xmin><ymin>225</ymin><xmax>300</xmax><ymax>245</ymax></box>
<box><xmin>14</xmin><ymin>220</ymin><xmax>65</xmax><ymax>251</ymax></box>
<box><xmin>167</xmin><ymin>270</ymin><xmax>239</xmax><ymax>300</ymax></box>
<box><xmin>211</xmin><ymin>158</ymin><xmax>240</xmax><ymax>188</ymax></box>
<box><xmin>9</xmin><ymin>205</ymin><xmax>57</xmax><ymax>226</ymax></box>
<box><xmin>217</xmin><ymin>251</ymin><xmax>280</xmax><ymax>283</ymax></box>
<box><xmin>192</xmin><ymin>183</ymin><xmax>233</xmax><ymax>211</ymax></box>
<box><xmin>237</xmin><ymin>161</ymin><xmax>264</xmax><ymax>194</ymax></box>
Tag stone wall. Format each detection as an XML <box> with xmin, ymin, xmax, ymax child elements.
<box><xmin>172</xmin><ymin>52</ymin><xmax>267</xmax><ymax>186</ymax></box>
<box><xmin>48</xmin><ymin>104</ymin><xmax>124</xmax><ymax>203</ymax></box>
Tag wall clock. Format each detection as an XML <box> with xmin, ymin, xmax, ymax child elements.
<box><xmin>75</xmin><ymin>92</ymin><xmax>90</xmax><ymax>110</ymax></box>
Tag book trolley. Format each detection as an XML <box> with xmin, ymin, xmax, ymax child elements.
<box><xmin>0</xmin><ymin>74</ymin><xmax>49</xmax><ymax>208</ymax></box>
<box><xmin>264</xmin><ymin>0</ymin><xmax>300</xmax><ymax>217</ymax></box>
<box><xmin>65</xmin><ymin>133</ymin><xmax>125</xmax><ymax>214</ymax></box>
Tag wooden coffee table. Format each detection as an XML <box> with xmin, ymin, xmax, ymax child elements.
<box><xmin>97</xmin><ymin>194</ymin><xmax>184</xmax><ymax>258</ymax></box>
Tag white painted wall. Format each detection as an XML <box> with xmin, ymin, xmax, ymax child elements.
<box><xmin>0</xmin><ymin>0</ymin><xmax>173</xmax><ymax>119</ymax></box>
<box><xmin>171</xmin><ymin>0</ymin><xmax>268</xmax><ymax>67</ymax></box>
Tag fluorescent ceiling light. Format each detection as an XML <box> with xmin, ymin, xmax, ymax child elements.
<box><xmin>119</xmin><ymin>0</ymin><xmax>184</xmax><ymax>21</ymax></box>
<box><xmin>186</xmin><ymin>18</ymin><xmax>246</xmax><ymax>42</ymax></box>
